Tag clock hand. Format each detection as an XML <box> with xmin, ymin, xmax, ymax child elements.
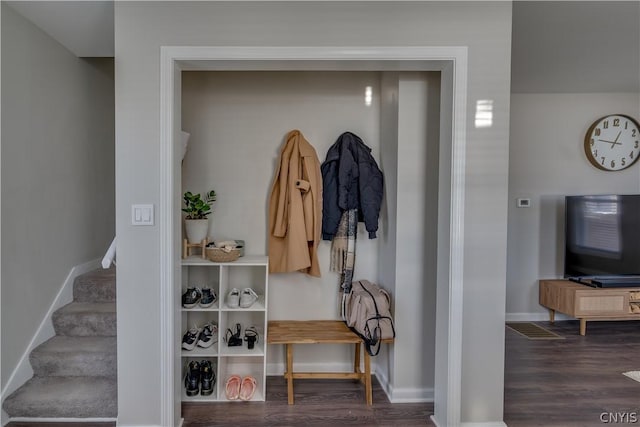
<box><xmin>614</xmin><ymin>131</ymin><xmax>622</xmax><ymax>143</ymax></box>
<box><xmin>610</xmin><ymin>131</ymin><xmax>623</xmax><ymax>148</ymax></box>
<box><xmin>607</xmin><ymin>131</ymin><xmax>623</xmax><ymax>148</ymax></box>
<box><xmin>597</xmin><ymin>139</ymin><xmax>622</xmax><ymax>148</ymax></box>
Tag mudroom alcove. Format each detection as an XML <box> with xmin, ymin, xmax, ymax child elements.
<box><xmin>159</xmin><ymin>47</ymin><xmax>468</xmax><ymax>426</ymax></box>
<box><xmin>180</xmin><ymin>69</ymin><xmax>441</xmax><ymax>401</ymax></box>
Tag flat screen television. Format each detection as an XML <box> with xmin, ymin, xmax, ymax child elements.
<box><xmin>564</xmin><ymin>194</ymin><xmax>640</xmax><ymax>283</ymax></box>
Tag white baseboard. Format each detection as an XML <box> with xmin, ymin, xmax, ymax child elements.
<box><xmin>113</xmin><ymin>424</ymin><xmax>163</xmax><ymax>427</ymax></box>
<box><xmin>432</xmin><ymin>418</ymin><xmax>507</xmax><ymax>427</ymax></box>
<box><xmin>1</xmin><ymin>410</ymin><xmax>8</xmax><ymax>427</ymax></box>
<box><xmin>113</xmin><ymin>420</ymin><xmax>163</xmax><ymax>427</ymax></box>
<box><xmin>9</xmin><ymin>417</ymin><xmax>116</xmax><ymax>423</ymax></box>
<box><xmin>1</xmin><ymin>258</ymin><xmax>101</xmax><ymax>412</ymax></box>
<box><xmin>505</xmin><ymin>312</ymin><xmax>572</xmax><ymax>322</ymax></box>
<box><xmin>375</xmin><ymin>365</ymin><xmax>433</xmax><ymax>403</ymax></box>
<box><xmin>461</xmin><ymin>422</ymin><xmax>507</xmax><ymax>427</ymax></box>
<box><xmin>387</xmin><ymin>385</ymin><xmax>434</xmax><ymax>403</ymax></box>
<box><xmin>375</xmin><ymin>364</ymin><xmax>393</xmax><ymax>400</ymax></box>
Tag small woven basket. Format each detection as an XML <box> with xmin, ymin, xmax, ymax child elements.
<box><xmin>206</xmin><ymin>247</ymin><xmax>240</xmax><ymax>262</ymax></box>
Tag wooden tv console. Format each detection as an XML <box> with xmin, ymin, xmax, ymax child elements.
<box><xmin>539</xmin><ymin>280</ymin><xmax>640</xmax><ymax>335</ymax></box>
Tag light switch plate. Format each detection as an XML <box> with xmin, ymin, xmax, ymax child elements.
<box><xmin>132</xmin><ymin>204</ymin><xmax>154</xmax><ymax>225</ymax></box>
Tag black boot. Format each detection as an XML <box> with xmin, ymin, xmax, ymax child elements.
<box><xmin>200</xmin><ymin>360</ymin><xmax>216</xmax><ymax>396</ymax></box>
<box><xmin>185</xmin><ymin>360</ymin><xmax>200</xmax><ymax>396</ymax></box>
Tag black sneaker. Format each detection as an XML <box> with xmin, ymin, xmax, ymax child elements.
<box><xmin>182</xmin><ymin>327</ymin><xmax>200</xmax><ymax>351</ymax></box>
<box><xmin>182</xmin><ymin>287</ymin><xmax>202</xmax><ymax>309</ymax></box>
<box><xmin>185</xmin><ymin>360</ymin><xmax>200</xmax><ymax>396</ymax></box>
<box><xmin>199</xmin><ymin>287</ymin><xmax>217</xmax><ymax>308</ymax></box>
<box><xmin>200</xmin><ymin>360</ymin><xmax>216</xmax><ymax>396</ymax></box>
<box><xmin>197</xmin><ymin>322</ymin><xmax>218</xmax><ymax>348</ymax></box>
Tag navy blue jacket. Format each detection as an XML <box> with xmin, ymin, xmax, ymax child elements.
<box><xmin>321</xmin><ymin>132</ymin><xmax>383</xmax><ymax>240</ymax></box>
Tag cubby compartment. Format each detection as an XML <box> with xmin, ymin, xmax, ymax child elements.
<box><xmin>181</xmin><ymin>357</ymin><xmax>219</xmax><ymax>402</ymax></box>
<box><xmin>180</xmin><ymin>256</ymin><xmax>268</xmax><ymax>402</ymax></box>
<box><xmin>219</xmin><ymin>311</ymin><xmax>265</xmax><ymax>356</ymax></box>
<box><xmin>181</xmin><ymin>264</ymin><xmax>220</xmax><ymax>311</ymax></box>
<box><xmin>218</xmin><ymin>356</ymin><xmax>265</xmax><ymax>402</ymax></box>
<box><xmin>220</xmin><ymin>264</ymin><xmax>267</xmax><ymax>310</ymax></box>
<box><xmin>181</xmin><ymin>310</ymin><xmax>219</xmax><ymax>357</ymax></box>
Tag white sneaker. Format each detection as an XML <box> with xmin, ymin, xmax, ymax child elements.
<box><xmin>239</xmin><ymin>288</ymin><xmax>259</xmax><ymax>308</ymax></box>
<box><xmin>226</xmin><ymin>288</ymin><xmax>240</xmax><ymax>308</ymax></box>
<box><xmin>181</xmin><ymin>326</ymin><xmax>201</xmax><ymax>351</ymax></box>
<box><xmin>197</xmin><ymin>322</ymin><xmax>218</xmax><ymax>348</ymax></box>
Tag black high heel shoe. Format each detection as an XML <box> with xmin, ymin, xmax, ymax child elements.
<box><xmin>244</xmin><ymin>326</ymin><xmax>259</xmax><ymax>349</ymax></box>
<box><xmin>225</xmin><ymin>323</ymin><xmax>243</xmax><ymax>347</ymax></box>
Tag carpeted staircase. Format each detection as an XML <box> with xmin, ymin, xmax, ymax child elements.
<box><xmin>3</xmin><ymin>267</ymin><xmax>117</xmax><ymax>419</ymax></box>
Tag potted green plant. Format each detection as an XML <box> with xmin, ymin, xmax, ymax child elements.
<box><xmin>183</xmin><ymin>190</ymin><xmax>216</xmax><ymax>243</ymax></box>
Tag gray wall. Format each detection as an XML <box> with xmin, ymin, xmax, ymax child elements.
<box><xmin>1</xmin><ymin>3</ymin><xmax>115</xmax><ymax>388</ymax></box>
<box><xmin>181</xmin><ymin>70</ymin><xmax>382</xmax><ymax>369</ymax></box>
<box><xmin>114</xmin><ymin>2</ymin><xmax>512</xmax><ymax>424</ymax></box>
<box><xmin>506</xmin><ymin>93</ymin><xmax>640</xmax><ymax>318</ymax></box>
<box><xmin>394</xmin><ymin>72</ymin><xmax>440</xmax><ymax>397</ymax></box>
<box><xmin>377</xmin><ymin>72</ymin><xmax>400</xmax><ymax>390</ymax></box>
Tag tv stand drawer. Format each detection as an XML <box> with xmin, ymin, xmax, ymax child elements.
<box><xmin>575</xmin><ymin>293</ymin><xmax>626</xmax><ymax>315</ymax></box>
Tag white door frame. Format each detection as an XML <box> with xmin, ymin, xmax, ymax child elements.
<box><xmin>159</xmin><ymin>46</ymin><xmax>467</xmax><ymax>427</ymax></box>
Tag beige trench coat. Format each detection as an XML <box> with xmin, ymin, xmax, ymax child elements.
<box><xmin>268</xmin><ymin>130</ymin><xmax>322</xmax><ymax>277</ymax></box>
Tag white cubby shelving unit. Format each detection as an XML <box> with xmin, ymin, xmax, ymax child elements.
<box><xmin>180</xmin><ymin>255</ymin><xmax>269</xmax><ymax>402</ymax></box>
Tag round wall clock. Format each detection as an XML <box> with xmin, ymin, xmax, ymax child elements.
<box><xmin>584</xmin><ymin>114</ymin><xmax>640</xmax><ymax>171</ymax></box>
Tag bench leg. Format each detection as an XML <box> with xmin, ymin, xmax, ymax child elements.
<box><xmin>286</xmin><ymin>343</ymin><xmax>294</xmax><ymax>404</ymax></box>
<box><xmin>354</xmin><ymin>343</ymin><xmax>361</xmax><ymax>375</ymax></box>
<box><xmin>364</xmin><ymin>345</ymin><xmax>372</xmax><ymax>405</ymax></box>
<box><xmin>579</xmin><ymin>318</ymin><xmax>587</xmax><ymax>336</ymax></box>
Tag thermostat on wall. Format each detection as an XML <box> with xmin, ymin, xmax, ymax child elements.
<box><xmin>517</xmin><ymin>198</ymin><xmax>531</xmax><ymax>208</ymax></box>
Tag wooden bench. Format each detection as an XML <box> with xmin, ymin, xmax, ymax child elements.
<box><xmin>267</xmin><ymin>320</ymin><xmax>393</xmax><ymax>405</ymax></box>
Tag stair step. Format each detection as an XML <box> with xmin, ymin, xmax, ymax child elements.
<box><xmin>2</xmin><ymin>376</ymin><xmax>117</xmax><ymax>418</ymax></box>
<box><xmin>74</xmin><ymin>267</ymin><xmax>116</xmax><ymax>303</ymax></box>
<box><xmin>4</xmin><ymin>267</ymin><xmax>119</xmax><ymax>420</ymax></box>
<box><xmin>52</xmin><ymin>302</ymin><xmax>116</xmax><ymax>336</ymax></box>
<box><xmin>30</xmin><ymin>336</ymin><xmax>117</xmax><ymax>377</ymax></box>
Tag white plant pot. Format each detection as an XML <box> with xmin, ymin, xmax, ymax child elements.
<box><xmin>184</xmin><ymin>219</ymin><xmax>209</xmax><ymax>244</ymax></box>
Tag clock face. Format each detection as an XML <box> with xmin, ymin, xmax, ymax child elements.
<box><xmin>584</xmin><ymin>114</ymin><xmax>640</xmax><ymax>171</ymax></box>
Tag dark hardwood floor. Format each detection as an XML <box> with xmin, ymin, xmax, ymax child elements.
<box><xmin>8</xmin><ymin>320</ymin><xmax>640</xmax><ymax>426</ymax></box>
<box><xmin>182</xmin><ymin>376</ymin><xmax>432</xmax><ymax>426</ymax></box>
<box><xmin>5</xmin><ymin>377</ymin><xmax>433</xmax><ymax>427</ymax></box>
<box><xmin>504</xmin><ymin>320</ymin><xmax>640</xmax><ymax>427</ymax></box>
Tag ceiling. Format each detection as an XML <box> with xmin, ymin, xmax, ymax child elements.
<box><xmin>7</xmin><ymin>1</ymin><xmax>114</xmax><ymax>58</ymax></box>
<box><xmin>6</xmin><ymin>1</ymin><xmax>640</xmax><ymax>93</ymax></box>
